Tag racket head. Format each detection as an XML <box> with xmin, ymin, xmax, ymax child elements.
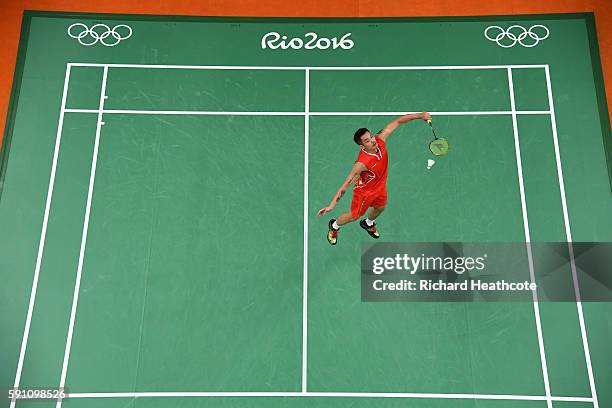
<box><xmin>429</xmin><ymin>138</ymin><xmax>450</xmax><ymax>156</ymax></box>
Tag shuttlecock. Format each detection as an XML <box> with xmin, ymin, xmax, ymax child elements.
<box><xmin>427</xmin><ymin>159</ymin><xmax>436</xmax><ymax>170</ymax></box>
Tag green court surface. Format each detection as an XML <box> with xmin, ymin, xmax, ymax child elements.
<box><xmin>1</xmin><ymin>11</ymin><xmax>611</xmax><ymax>408</ymax></box>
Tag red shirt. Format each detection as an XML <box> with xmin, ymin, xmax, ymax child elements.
<box><xmin>354</xmin><ymin>137</ymin><xmax>388</xmax><ymax>194</ymax></box>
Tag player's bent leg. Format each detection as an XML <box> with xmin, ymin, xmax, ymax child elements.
<box><xmin>326</xmin><ymin>191</ymin><xmax>369</xmax><ymax>246</ymax></box>
<box><xmin>337</xmin><ymin>212</ymin><xmax>355</xmax><ymax>225</ymax></box>
<box><xmin>367</xmin><ymin>205</ymin><xmax>385</xmax><ymax>220</ymax></box>
<box><xmin>359</xmin><ymin>190</ymin><xmax>386</xmax><ymax>239</ymax></box>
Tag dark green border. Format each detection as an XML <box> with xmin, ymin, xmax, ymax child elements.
<box><xmin>585</xmin><ymin>13</ymin><xmax>612</xmax><ymax>192</ymax></box>
<box><xmin>1</xmin><ymin>11</ymin><xmax>610</xmax><ymax>195</ymax></box>
<box><xmin>0</xmin><ymin>13</ymin><xmax>31</xmax><ymax>204</ymax></box>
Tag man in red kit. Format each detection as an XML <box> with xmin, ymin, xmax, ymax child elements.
<box><xmin>317</xmin><ymin>112</ymin><xmax>431</xmax><ymax>245</ymax></box>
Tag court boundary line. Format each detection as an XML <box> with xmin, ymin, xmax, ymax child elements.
<box><xmin>544</xmin><ymin>65</ymin><xmax>599</xmax><ymax>408</ymax></box>
<box><xmin>507</xmin><ymin>67</ymin><xmax>552</xmax><ymax>408</ymax></box>
<box><xmin>9</xmin><ymin>64</ymin><xmax>72</xmax><ymax>408</ymax></box>
<box><xmin>63</xmin><ymin>109</ymin><xmax>552</xmax><ymax>116</ymax></box>
<box><xmin>17</xmin><ymin>62</ymin><xmax>593</xmax><ymax>405</ymax></box>
<box><xmin>55</xmin><ymin>66</ymin><xmax>109</xmax><ymax>408</ymax></box>
<box><xmin>69</xmin><ymin>63</ymin><xmax>548</xmax><ymax>70</ymax></box>
<box><xmin>302</xmin><ymin>68</ymin><xmax>310</xmax><ymax>392</ymax></box>
<box><xmin>62</xmin><ymin>391</ymin><xmax>592</xmax><ymax>402</ymax></box>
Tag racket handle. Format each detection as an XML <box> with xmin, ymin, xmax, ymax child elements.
<box><xmin>426</xmin><ymin>119</ymin><xmax>432</xmax><ymax>125</ymax></box>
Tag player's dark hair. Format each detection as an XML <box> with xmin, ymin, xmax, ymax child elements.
<box><xmin>353</xmin><ymin>128</ymin><xmax>370</xmax><ymax>145</ymax></box>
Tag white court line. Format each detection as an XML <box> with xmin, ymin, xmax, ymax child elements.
<box><xmin>311</xmin><ymin>111</ymin><xmax>551</xmax><ymax>116</ymax></box>
<box><xmin>516</xmin><ymin>111</ymin><xmax>552</xmax><ymax>115</ymax></box>
<box><xmin>105</xmin><ymin>109</ymin><xmax>305</xmax><ymax>116</ymax></box>
<box><xmin>64</xmin><ymin>391</ymin><xmax>593</xmax><ymax>402</ymax></box>
<box><xmin>63</xmin><ymin>109</ymin><xmax>551</xmax><ymax>116</ymax></box>
<box><xmin>68</xmin><ymin>63</ymin><xmax>548</xmax><ymax>70</ymax></box>
<box><xmin>56</xmin><ymin>66</ymin><xmax>109</xmax><ymax>408</ymax></box>
<box><xmin>544</xmin><ymin>65</ymin><xmax>599</xmax><ymax>408</ymax></box>
<box><xmin>507</xmin><ymin>68</ymin><xmax>552</xmax><ymax>408</ymax></box>
<box><xmin>65</xmin><ymin>109</ymin><xmax>98</xmax><ymax>113</ymax></box>
<box><xmin>9</xmin><ymin>64</ymin><xmax>72</xmax><ymax>408</ymax></box>
<box><xmin>302</xmin><ymin>69</ymin><xmax>309</xmax><ymax>393</ymax></box>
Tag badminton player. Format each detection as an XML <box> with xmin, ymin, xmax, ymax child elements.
<box><xmin>317</xmin><ymin>112</ymin><xmax>431</xmax><ymax>245</ymax></box>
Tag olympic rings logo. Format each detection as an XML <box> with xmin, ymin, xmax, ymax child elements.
<box><xmin>484</xmin><ymin>25</ymin><xmax>549</xmax><ymax>48</ymax></box>
<box><xmin>67</xmin><ymin>23</ymin><xmax>133</xmax><ymax>47</ymax></box>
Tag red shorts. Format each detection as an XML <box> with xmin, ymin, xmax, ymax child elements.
<box><xmin>350</xmin><ymin>189</ymin><xmax>387</xmax><ymax>219</ymax></box>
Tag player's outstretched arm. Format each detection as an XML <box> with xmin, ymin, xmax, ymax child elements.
<box><xmin>317</xmin><ymin>162</ymin><xmax>367</xmax><ymax>216</ymax></box>
<box><xmin>376</xmin><ymin>111</ymin><xmax>431</xmax><ymax>142</ymax></box>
